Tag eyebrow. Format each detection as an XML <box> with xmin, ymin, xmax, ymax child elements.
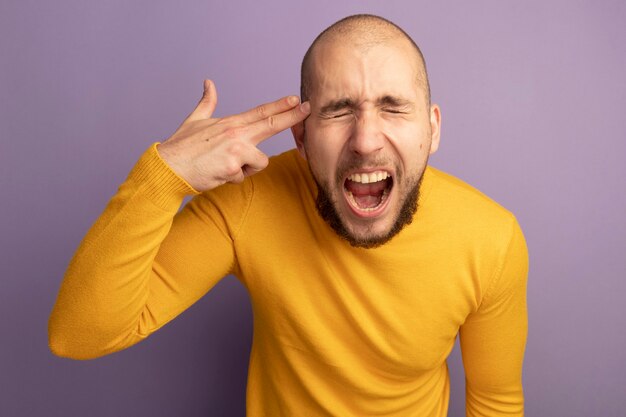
<box><xmin>319</xmin><ymin>98</ymin><xmax>356</xmax><ymax>114</ymax></box>
<box><xmin>376</xmin><ymin>95</ymin><xmax>413</xmax><ymax>108</ymax></box>
<box><xmin>319</xmin><ymin>95</ymin><xmax>413</xmax><ymax>114</ymax></box>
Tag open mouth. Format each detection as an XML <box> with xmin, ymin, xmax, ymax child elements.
<box><xmin>343</xmin><ymin>170</ymin><xmax>393</xmax><ymax>216</ymax></box>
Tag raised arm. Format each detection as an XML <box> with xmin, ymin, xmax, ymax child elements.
<box><xmin>48</xmin><ymin>80</ymin><xmax>310</xmax><ymax>359</ymax></box>
<box><xmin>459</xmin><ymin>218</ymin><xmax>529</xmax><ymax>416</ymax></box>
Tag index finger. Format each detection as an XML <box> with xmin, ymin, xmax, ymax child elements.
<box><xmin>248</xmin><ymin>101</ymin><xmax>311</xmax><ymax>145</ymax></box>
<box><xmin>236</xmin><ymin>95</ymin><xmax>301</xmax><ymax>124</ymax></box>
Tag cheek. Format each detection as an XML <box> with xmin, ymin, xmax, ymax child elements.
<box><xmin>306</xmin><ymin>124</ymin><xmax>349</xmax><ymax>168</ymax></box>
<box><xmin>383</xmin><ymin>122</ymin><xmax>425</xmax><ymax>147</ymax></box>
<box><xmin>382</xmin><ymin>123</ymin><xmax>431</xmax><ymax>170</ymax></box>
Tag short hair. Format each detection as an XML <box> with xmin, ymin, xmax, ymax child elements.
<box><xmin>300</xmin><ymin>14</ymin><xmax>431</xmax><ymax>107</ymax></box>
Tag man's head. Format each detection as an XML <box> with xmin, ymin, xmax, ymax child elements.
<box><xmin>292</xmin><ymin>14</ymin><xmax>441</xmax><ymax>248</ymax></box>
<box><xmin>300</xmin><ymin>15</ymin><xmax>431</xmax><ymax>108</ymax></box>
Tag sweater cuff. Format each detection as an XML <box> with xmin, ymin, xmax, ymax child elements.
<box><xmin>126</xmin><ymin>142</ymin><xmax>201</xmax><ymax>211</ymax></box>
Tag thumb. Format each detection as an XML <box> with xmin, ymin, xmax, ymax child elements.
<box><xmin>187</xmin><ymin>79</ymin><xmax>218</xmax><ymax>122</ymax></box>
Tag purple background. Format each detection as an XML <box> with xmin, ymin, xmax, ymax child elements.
<box><xmin>1</xmin><ymin>1</ymin><xmax>624</xmax><ymax>416</ymax></box>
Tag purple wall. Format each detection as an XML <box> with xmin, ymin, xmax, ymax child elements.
<box><xmin>1</xmin><ymin>1</ymin><xmax>624</xmax><ymax>415</ymax></box>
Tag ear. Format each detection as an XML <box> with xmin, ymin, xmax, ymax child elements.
<box><xmin>428</xmin><ymin>104</ymin><xmax>441</xmax><ymax>155</ymax></box>
<box><xmin>291</xmin><ymin>120</ymin><xmax>307</xmax><ymax>159</ymax></box>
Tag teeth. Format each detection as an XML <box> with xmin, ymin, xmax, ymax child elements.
<box><xmin>348</xmin><ymin>171</ymin><xmax>389</xmax><ymax>184</ymax></box>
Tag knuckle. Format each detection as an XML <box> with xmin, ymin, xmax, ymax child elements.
<box><xmin>227</xmin><ymin>140</ymin><xmax>245</xmax><ymax>155</ymax></box>
<box><xmin>224</xmin><ymin>158</ymin><xmax>242</xmax><ymax>177</ymax></box>
<box><xmin>256</xmin><ymin>104</ymin><xmax>268</xmax><ymax>119</ymax></box>
<box><xmin>256</xmin><ymin>149</ymin><xmax>269</xmax><ymax>163</ymax></box>
<box><xmin>267</xmin><ymin>115</ymin><xmax>276</xmax><ymax>130</ymax></box>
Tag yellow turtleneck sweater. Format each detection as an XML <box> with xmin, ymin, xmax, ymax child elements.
<box><xmin>49</xmin><ymin>142</ymin><xmax>528</xmax><ymax>416</ymax></box>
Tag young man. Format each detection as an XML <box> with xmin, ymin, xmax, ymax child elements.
<box><xmin>49</xmin><ymin>14</ymin><xmax>528</xmax><ymax>416</ymax></box>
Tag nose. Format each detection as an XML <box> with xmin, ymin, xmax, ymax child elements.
<box><xmin>348</xmin><ymin>111</ymin><xmax>385</xmax><ymax>156</ymax></box>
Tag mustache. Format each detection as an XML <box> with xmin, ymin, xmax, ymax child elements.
<box><xmin>335</xmin><ymin>155</ymin><xmax>399</xmax><ymax>184</ymax></box>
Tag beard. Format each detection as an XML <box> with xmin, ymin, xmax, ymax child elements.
<box><xmin>312</xmin><ymin>167</ymin><xmax>424</xmax><ymax>249</ymax></box>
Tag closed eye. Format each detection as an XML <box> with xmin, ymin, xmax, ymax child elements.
<box><xmin>383</xmin><ymin>108</ymin><xmax>406</xmax><ymax>114</ymax></box>
<box><xmin>332</xmin><ymin>113</ymin><xmax>351</xmax><ymax>118</ymax></box>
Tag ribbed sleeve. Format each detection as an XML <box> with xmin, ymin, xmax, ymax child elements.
<box><xmin>128</xmin><ymin>142</ymin><xmax>201</xmax><ymax>210</ymax></box>
<box><xmin>47</xmin><ymin>142</ymin><xmax>219</xmax><ymax>360</ymax></box>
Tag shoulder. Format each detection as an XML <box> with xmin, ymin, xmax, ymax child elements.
<box><xmin>422</xmin><ymin>165</ymin><xmax>526</xmax><ymax>261</ymax></box>
<box><xmin>425</xmin><ymin>165</ymin><xmax>517</xmax><ymax>228</ymax></box>
<box><xmin>424</xmin><ymin>166</ymin><xmax>528</xmax><ymax>300</ymax></box>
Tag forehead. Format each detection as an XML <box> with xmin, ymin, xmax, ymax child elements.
<box><xmin>308</xmin><ymin>37</ymin><xmax>421</xmax><ymax>102</ymax></box>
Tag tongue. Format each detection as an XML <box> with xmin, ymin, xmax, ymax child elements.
<box><xmin>346</xmin><ymin>179</ymin><xmax>387</xmax><ymax>209</ymax></box>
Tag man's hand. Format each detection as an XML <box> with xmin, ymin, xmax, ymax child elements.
<box><xmin>157</xmin><ymin>79</ymin><xmax>311</xmax><ymax>192</ymax></box>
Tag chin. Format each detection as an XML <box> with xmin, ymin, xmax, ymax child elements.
<box><xmin>343</xmin><ymin>225</ymin><xmax>399</xmax><ymax>248</ymax></box>
<box><xmin>314</xmin><ymin>176</ymin><xmax>423</xmax><ymax>249</ymax></box>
